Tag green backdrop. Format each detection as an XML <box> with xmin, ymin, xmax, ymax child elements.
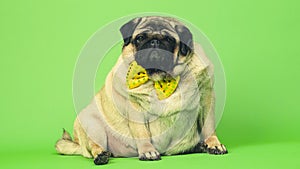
<box><xmin>1</xmin><ymin>0</ymin><xmax>299</xmax><ymax>168</ymax></box>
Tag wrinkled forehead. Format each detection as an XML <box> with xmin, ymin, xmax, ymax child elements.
<box><xmin>133</xmin><ymin>17</ymin><xmax>179</xmax><ymax>39</ymax></box>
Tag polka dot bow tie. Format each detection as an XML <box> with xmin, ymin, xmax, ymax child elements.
<box><xmin>126</xmin><ymin>61</ymin><xmax>180</xmax><ymax>100</ymax></box>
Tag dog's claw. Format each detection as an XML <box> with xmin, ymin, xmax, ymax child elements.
<box><xmin>203</xmin><ymin>136</ymin><xmax>228</xmax><ymax>155</ymax></box>
<box><xmin>139</xmin><ymin>151</ymin><xmax>161</xmax><ymax>161</ymax></box>
<box><xmin>206</xmin><ymin>144</ymin><xmax>228</xmax><ymax>155</ymax></box>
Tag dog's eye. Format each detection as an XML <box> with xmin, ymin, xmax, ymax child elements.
<box><xmin>166</xmin><ymin>36</ymin><xmax>175</xmax><ymax>43</ymax></box>
<box><xmin>136</xmin><ymin>35</ymin><xmax>145</xmax><ymax>43</ymax></box>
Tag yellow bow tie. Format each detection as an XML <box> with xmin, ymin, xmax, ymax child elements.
<box><xmin>126</xmin><ymin>61</ymin><xmax>180</xmax><ymax>100</ymax></box>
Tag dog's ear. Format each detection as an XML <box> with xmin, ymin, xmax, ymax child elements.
<box><xmin>120</xmin><ymin>17</ymin><xmax>142</xmax><ymax>46</ymax></box>
<box><xmin>175</xmin><ymin>25</ymin><xmax>193</xmax><ymax>56</ymax></box>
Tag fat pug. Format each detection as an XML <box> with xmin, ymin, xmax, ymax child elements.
<box><xmin>55</xmin><ymin>16</ymin><xmax>227</xmax><ymax>165</ymax></box>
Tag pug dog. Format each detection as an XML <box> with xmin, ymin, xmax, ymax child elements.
<box><xmin>55</xmin><ymin>16</ymin><xmax>227</xmax><ymax>165</ymax></box>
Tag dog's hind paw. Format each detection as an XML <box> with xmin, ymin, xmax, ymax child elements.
<box><xmin>94</xmin><ymin>151</ymin><xmax>111</xmax><ymax>165</ymax></box>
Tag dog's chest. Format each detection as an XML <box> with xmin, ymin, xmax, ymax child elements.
<box><xmin>128</xmin><ymin>72</ymin><xmax>200</xmax><ymax>115</ymax></box>
<box><xmin>127</xmin><ymin>74</ymin><xmax>201</xmax><ymax>152</ymax></box>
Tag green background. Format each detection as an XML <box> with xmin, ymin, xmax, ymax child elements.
<box><xmin>1</xmin><ymin>0</ymin><xmax>299</xmax><ymax>168</ymax></box>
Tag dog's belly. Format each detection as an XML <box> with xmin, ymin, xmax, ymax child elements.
<box><xmin>147</xmin><ymin>95</ymin><xmax>200</xmax><ymax>155</ymax></box>
<box><xmin>150</xmin><ymin>114</ymin><xmax>200</xmax><ymax>155</ymax></box>
<box><xmin>103</xmin><ymin>111</ymin><xmax>200</xmax><ymax>157</ymax></box>
<box><xmin>103</xmin><ymin>85</ymin><xmax>201</xmax><ymax>156</ymax></box>
<box><xmin>103</xmin><ymin>108</ymin><xmax>200</xmax><ymax>156</ymax></box>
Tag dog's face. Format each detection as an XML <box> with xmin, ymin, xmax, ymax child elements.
<box><xmin>120</xmin><ymin>16</ymin><xmax>194</xmax><ymax>80</ymax></box>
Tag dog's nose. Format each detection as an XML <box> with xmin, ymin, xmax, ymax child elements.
<box><xmin>150</xmin><ymin>39</ymin><xmax>159</xmax><ymax>48</ymax></box>
<box><xmin>149</xmin><ymin>50</ymin><xmax>160</xmax><ymax>62</ymax></box>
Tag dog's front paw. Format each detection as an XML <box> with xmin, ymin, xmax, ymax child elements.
<box><xmin>207</xmin><ymin>144</ymin><xmax>227</xmax><ymax>155</ymax></box>
<box><xmin>204</xmin><ymin>136</ymin><xmax>228</xmax><ymax>155</ymax></box>
<box><xmin>139</xmin><ymin>151</ymin><xmax>161</xmax><ymax>161</ymax></box>
<box><xmin>94</xmin><ymin>151</ymin><xmax>111</xmax><ymax>165</ymax></box>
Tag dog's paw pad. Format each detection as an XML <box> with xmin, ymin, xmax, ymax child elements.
<box><xmin>94</xmin><ymin>151</ymin><xmax>111</xmax><ymax>165</ymax></box>
<box><xmin>139</xmin><ymin>151</ymin><xmax>161</xmax><ymax>161</ymax></box>
<box><xmin>207</xmin><ymin>144</ymin><xmax>228</xmax><ymax>155</ymax></box>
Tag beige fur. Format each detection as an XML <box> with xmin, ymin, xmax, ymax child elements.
<box><xmin>55</xmin><ymin>16</ymin><xmax>227</xmax><ymax>164</ymax></box>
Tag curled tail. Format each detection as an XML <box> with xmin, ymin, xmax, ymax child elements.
<box><xmin>55</xmin><ymin>129</ymin><xmax>82</xmax><ymax>155</ymax></box>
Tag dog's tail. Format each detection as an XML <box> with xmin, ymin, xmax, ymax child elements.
<box><xmin>55</xmin><ymin>128</ymin><xmax>82</xmax><ymax>155</ymax></box>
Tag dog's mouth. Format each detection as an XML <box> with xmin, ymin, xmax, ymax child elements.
<box><xmin>146</xmin><ymin>68</ymin><xmax>173</xmax><ymax>81</ymax></box>
<box><xmin>146</xmin><ymin>68</ymin><xmax>165</xmax><ymax>75</ymax></box>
